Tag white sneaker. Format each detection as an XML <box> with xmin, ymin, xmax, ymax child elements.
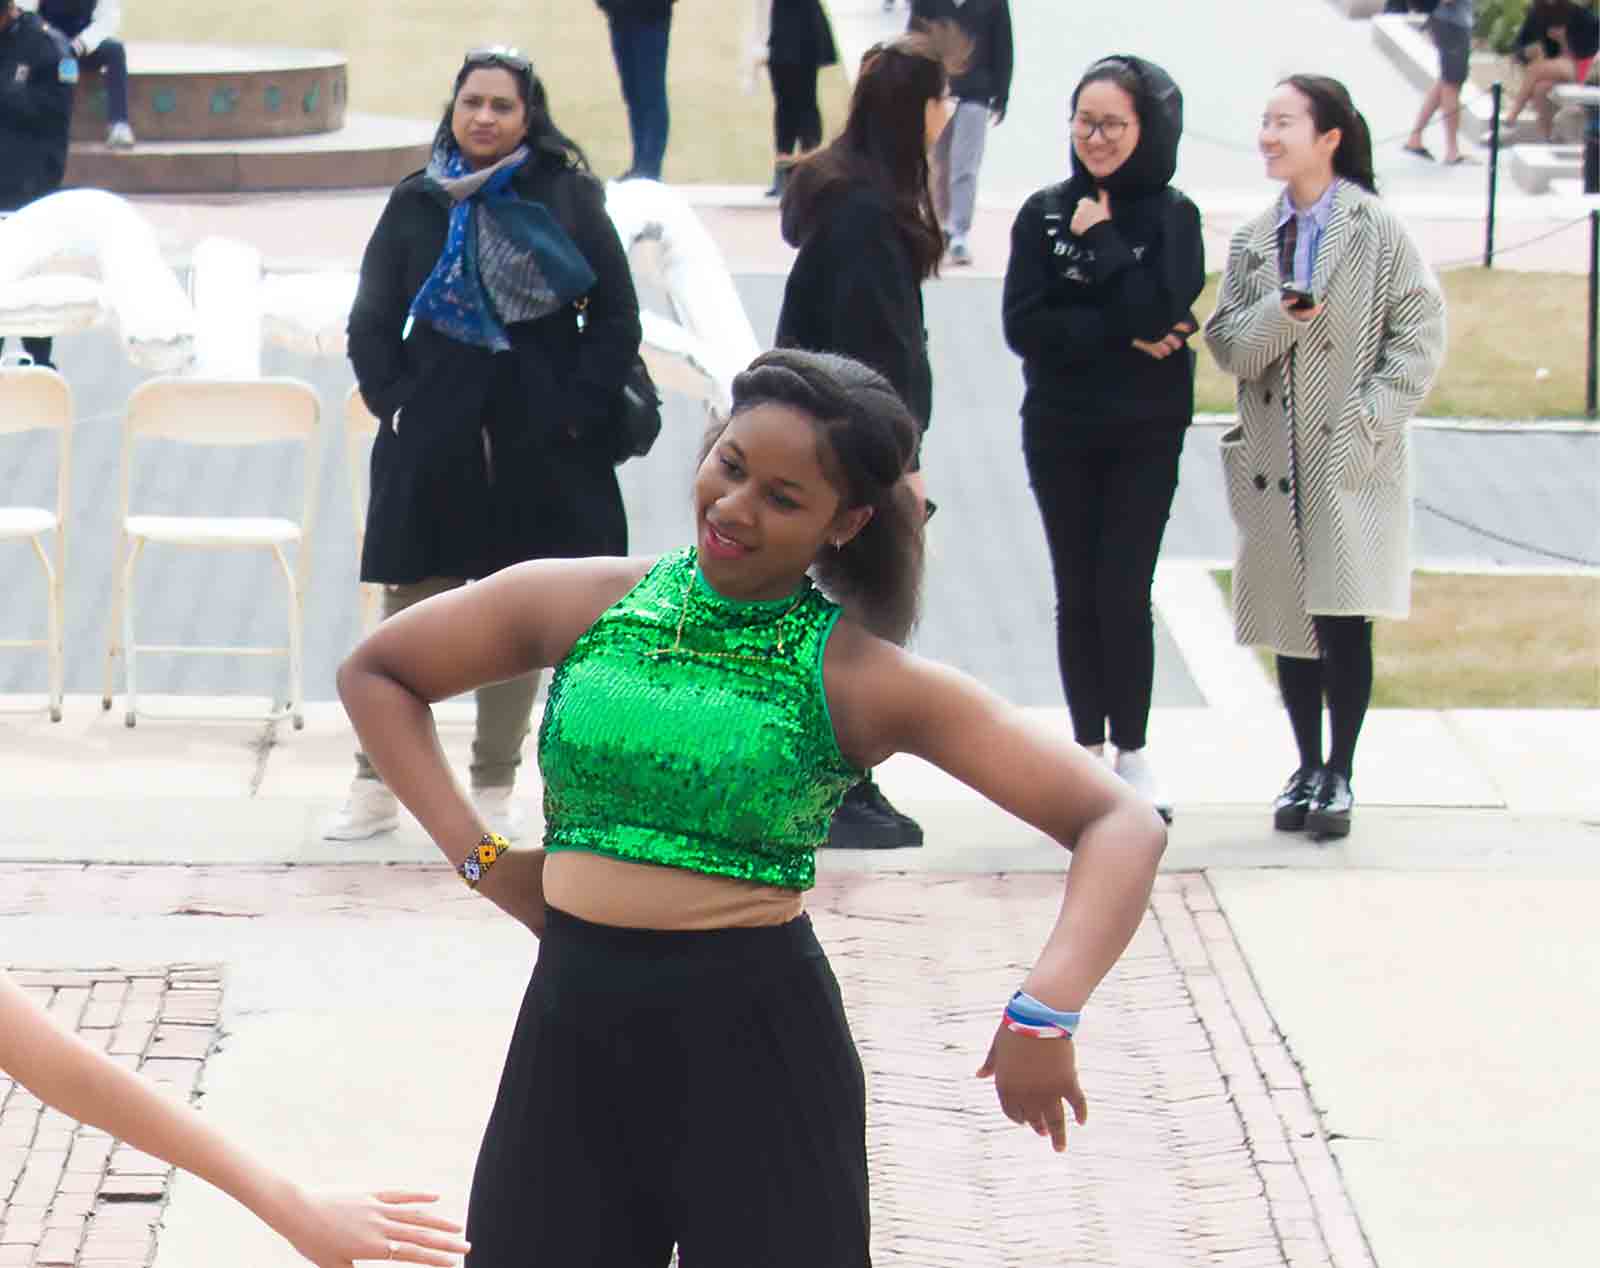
<box><xmin>322</xmin><ymin>778</ymin><xmax>399</xmax><ymax>840</ymax></box>
<box><xmin>473</xmin><ymin>786</ymin><xmax>526</xmax><ymax>841</ymax></box>
<box><xmin>106</xmin><ymin>122</ymin><xmax>135</xmax><ymax>148</ymax></box>
<box><xmin>1114</xmin><ymin>748</ymin><xmax>1173</xmax><ymax>823</ymax></box>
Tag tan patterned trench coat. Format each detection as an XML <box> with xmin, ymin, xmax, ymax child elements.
<box><xmin>1203</xmin><ymin>182</ymin><xmax>1446</xmax><ymax>658</ymax></box>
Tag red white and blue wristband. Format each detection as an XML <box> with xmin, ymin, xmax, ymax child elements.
<box><xmin>1002</xmin><ymin>990</ymin><xmax>1081</xmax><ymax>1041</ymax></box>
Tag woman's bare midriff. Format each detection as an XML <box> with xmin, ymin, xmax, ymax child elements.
<box><xmin>542</xmin><ymin>850</ymin><xmax>805</xmax><ymax>930</ymax></box>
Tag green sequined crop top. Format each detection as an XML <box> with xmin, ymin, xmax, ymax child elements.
<box><xmin>537</xmin><ymin>547</ymin><xmax>863</xmax><ymax>890</ymax></box>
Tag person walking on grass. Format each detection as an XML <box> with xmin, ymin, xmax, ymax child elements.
<box><xmin>1403</xmin><ymin>0</ymin><xmax>1477</xmax><ymax>165</ymax></box>
<box><xmin>1206</xmin><ymin>75</ymin><xmax>1445</xmax><ymax>840</ymax></box>
<box><xmin>0</xmin><ymin>971</ymin><xmax>470</xmax><ymax>1268</ymax></box>
<box><xmin>596</xmin><ymin>0</ymin><xmax>674</xmax><ymax>180</ymax></box>
<box><xmin>776</xmin><ymin>33</ymin><xmax>949</xmax><ymax>849</ymax></box>
<box><xmin>750</xmin><ymin>0</ymin><xmax>838</xmax><ymax>199</ymax></box>
<box><xmin>908</xmin><ymin>0</ymin><xmax>1013</xmax><ymax>267</ymax></box>
<box><xmin>337</xmin><ymin>346</ymin><xmax>1166</xmax><ymax>1267</ymax></box>
<box><xmin>327</xmin><ymin>47</ymin><xmax>641</xmax><ymax>843</ymax></box>
<box><xmin>1001</xmin><ymin>55</ymin><xmax>1204</xmax><ymax>825</ymax></box>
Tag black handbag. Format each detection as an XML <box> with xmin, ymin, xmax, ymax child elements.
<box><xmin>611</xmin><ymin>353</ymin><xmax>662</xmax><ymax>465</ymax></box>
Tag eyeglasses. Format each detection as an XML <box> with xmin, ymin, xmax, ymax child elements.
<box><xmin>1072</xmin><ymin>115</ymin><xmax>1131</xmax><ymax>142</ymax></box>
<box><xmin>464</xmin><ymin>45</ymin><xmax>532</xmax><ymax>73</ymax></box>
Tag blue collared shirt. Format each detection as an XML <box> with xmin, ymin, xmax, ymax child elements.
<box><xmin>1276</xmin><ymin>179</ymin><xmax>1341</xmax><ymax>290</ymax></box>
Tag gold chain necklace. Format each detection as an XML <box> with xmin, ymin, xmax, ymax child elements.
<box><xmin>649</xmin><ymin>570</ymin><xmax>810</xmax><ymax>663</ymax></box>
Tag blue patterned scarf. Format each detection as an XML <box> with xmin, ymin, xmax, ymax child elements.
<box><xmin>408</xmin><ymin>142</ymin><xmax>598</xmax><ymax>352</ymax></box>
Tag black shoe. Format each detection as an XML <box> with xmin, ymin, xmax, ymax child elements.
<box><xmin>1272</xmin><ymin>765</ymin><xmax>1323</xmax><ymax>832</ymax></box>
<box><xmin>825</xmin><ymin>780</ymin><xmax>923</xmax><ymax>849</ymax></box>
<box><xmin>764</xmin><ymin>162</ymin><xmax>790</xmax><ymax>199</ymax></box>
<box><xmin>1305</xmin><ymin>770</ymin><xmax>1354</xmax><ymax>839</ymax></box>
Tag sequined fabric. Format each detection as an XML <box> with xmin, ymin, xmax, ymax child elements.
<box><xmin>538</xmin><ymin>548</ymin><xmax>862</xmax><ymax>890</ymax></box>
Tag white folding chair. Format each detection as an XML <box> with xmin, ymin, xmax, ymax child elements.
<box><xmin>344</xmin><ymin>385</ymin><xmax>382</xmax><ymax>633</ymax></box>
<box><xmin>0</xmin><ymin>367</ymin><xmax>73</xmax><ymax>722</ymax></box>
<box><xmin>101</xmin><ymin>377</ymin><xmax>322</xmax><ymax>729</ymax></box>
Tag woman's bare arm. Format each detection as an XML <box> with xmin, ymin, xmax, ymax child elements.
<box><xmin>826</xmin><ymin>629</ymin><xmax>1167</xmax><ymax>1150</ymax></box>
<box><xmin>336</xmin><ymin>555</ymin><xmax>648</xmax><ymax>926</ymax></box>
<box><xmin>0</xmin><ymin>973</ymin><xmax>469</xmax><ymax>1267</ymax></box>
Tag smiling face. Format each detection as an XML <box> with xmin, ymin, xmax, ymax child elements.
<box><xmin>692</xmin><ymin>404</ymin><xmax>871</xmax><ymax>600</ymax></box>
<box><xmin>1071</xmin><ymin>80</ymin><xmax>1141</xmax><ymax>182</ymax></box>
<box><xmin>1259</xmin><ymin>83</ymin><xmax>1340</xmax><ymax>189</ymax></box>
<box><xmin>451</xmin><ymin>67</ymin><xmax>528</xmax><ymax>168</ymax></box>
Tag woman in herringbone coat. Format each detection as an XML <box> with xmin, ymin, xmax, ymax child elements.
<box><xmin>1204</xmin><ymin>75</ymin><xmax>1444</xmax><ymax>840</ymax></box>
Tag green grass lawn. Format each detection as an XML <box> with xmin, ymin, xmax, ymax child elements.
<box><xmin>1213</xmin><ymin>571</ymin><xmax>1600</xmax><ymax>708</ymax></box>
<box><xmin>1195</xmin><ymin>268</ymin><xmax>1596</xmax><ymax>420</ymax></box>
<box><xmin>124</xmin><ymin>1</ymin><xmax>853</xmax><ymax>185</ymax></box>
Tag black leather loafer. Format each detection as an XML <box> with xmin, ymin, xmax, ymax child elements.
<box><xmin>1272</xmin><ymin>766</ymin><xmax>1323</xmax><ymax>832</ymax></box>
<box><xmin>1305</xmin><ymin>770</ymin><xmax>1354</xmax><ymax>839</ymax></box>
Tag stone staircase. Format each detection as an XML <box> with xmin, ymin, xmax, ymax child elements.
<box><xmin>63</xmin><ymin>43</ymin><xmax>432</xmax><ymax>194</ymax></box>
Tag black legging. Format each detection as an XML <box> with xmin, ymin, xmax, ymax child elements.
<box><xmin>1024</xmin><ymin>425</ymin><xmax>1185</xmax><ymax>751</ymax></box>
<box><xmin>769</xmin><ymin>60</ymin><xmax>822</xmax><ymax>155</ymax></box>
<box><xmin>1275</xmin><ymin>615</ymin><xmax>1374</xmax><ymax>779</ymax></box>
<box><xmin>0</xmin><ymin>337</ymin><xmax>53</xmax><ymax>368</ymax></box>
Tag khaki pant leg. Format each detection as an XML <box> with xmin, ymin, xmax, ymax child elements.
<box><xmin>352</xmin><ymin>577</ymin><xmax>466</xmax><ymax>782</ymax></box>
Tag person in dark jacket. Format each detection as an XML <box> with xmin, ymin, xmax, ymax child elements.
<box><xmin>776</xmin><ymin>32</ymin><xmax>948</xmax><ymax>850</ymax></box>
<box><xmin>908</xmin><ymin>0</ymin><xmax>1012</xmax><ymax>266</ymax></box>
<box><xmin>761</xmin><ymin>0</ymin><xmax>837</xmax><ymax>198</ymax></box>
<box><xmin>595</xmin><ymin>0</ymin><xmax>674</xmax><ymax>180</ymax></box>
<box><xmin>25</xmin><ymin>0</ymin><xmax>132</xmax><ymax>145</ymax></box>
<box><xmin>1502</xmin><ymin>0</ymin><xmax>1600</xmax><ymax>139</ymax></box>
<box><xmin>325</xmin><ymin>46</ymin><xmax>642</xmax><ymax>842</ymax></box>
<box><xmin>1002</xmin><ymin>55</ymin><xmax>1204</xmax><ymax>824</ymax></box>
<box><xmin>0</xmin><ymin>0</ymin><xmax>73</xmax><ymax>369</ymax></box>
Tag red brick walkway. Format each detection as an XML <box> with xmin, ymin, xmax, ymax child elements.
<box><xmin>0</xmin><ymin>967</ymin><xmax>222</xmax><ymax>1268</ymax></box>
<box><xmin>2</xmin><ymin>867</ymin><xmax>1373</xmax><ymax>1267</ymax></box>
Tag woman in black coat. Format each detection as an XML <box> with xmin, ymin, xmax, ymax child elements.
<box><xmin>774</xmin><ymin>32</ymin><xmax>947</xmax><ymax>850</ymax></box>
<box><xmin>1002</xmin><ymin>55</ymin><xmax>1204</xmax><ymax>824</ymax></box>
<box><xmin>327</xmin><ymin>46</ymin><xmax>642</xmax><ymax>842</ymax></box>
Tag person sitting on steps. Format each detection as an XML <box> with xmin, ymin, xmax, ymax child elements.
<box><xmin>23</xmin><ymin>0</ymin><xmax>134</xmax><ymax>146</ymax></box>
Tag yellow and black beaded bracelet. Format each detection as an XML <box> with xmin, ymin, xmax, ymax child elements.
<box><xmin>458</xmin><ymin>832</ymin><xmax>510</xmax><ymax>889</ymax></box>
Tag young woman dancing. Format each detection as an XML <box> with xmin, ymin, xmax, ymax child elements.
<box><xmin>338</xmin><ymin>348</ymin><xmax>1166</xmax><ymax>1267</ymax></box>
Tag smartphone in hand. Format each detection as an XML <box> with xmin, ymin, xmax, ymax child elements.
<box><xmin>1280</xmin><ymin>282</ymin><xmax>1316</xmax><ymax>312</ymax></box>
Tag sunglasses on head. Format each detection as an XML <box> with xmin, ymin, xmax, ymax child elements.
<box><xmin>464</xmin><ymin>45</ymin><xmax>532</xmax><ymax>73</ymax></box>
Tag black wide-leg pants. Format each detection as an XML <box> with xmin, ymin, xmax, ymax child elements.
<box><xmin>464</xmin><ymin>908</ymin><xmax>870</xmax><ymax>1267</ymax></box>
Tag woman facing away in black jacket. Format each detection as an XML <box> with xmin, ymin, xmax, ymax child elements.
<box><xmin>1002</xmin><ymin>55</ymin><xmax>1205</xmax><ymax>824</ymax></box>
<box><xmin>773</xmin><ymin>32</ymin><xmax>949</xmax><ymax>850</ymax></box>
<box><xmin>326</xmin><ymin>46</ymin><xmax>642</xmax><ymax>843</ymax></box>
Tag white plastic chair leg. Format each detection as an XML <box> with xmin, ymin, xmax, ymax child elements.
<box><xmin>272</xmin><ymin>544</ymin><xmax>304</xmax><ymax>730</ymax></box>
<box><xmin>102</xmin><ymin>531</ymin><xmax>127</xmax><ymax>711</ymax></box>
<box><xmin>28</xmin><ymin>534</ymin><xmax>62</xmax><ymax>722</ymax></box>
<box><xmin>121</xmin><ymin>538</ymin><xmax>143</xmax><ymax>727</ymax></box>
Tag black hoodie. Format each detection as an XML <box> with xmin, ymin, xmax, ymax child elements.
<box><xmin>1001</xmin><ymin>55</ymin><xmax>1205</xmax><ymax>434</ymax></box>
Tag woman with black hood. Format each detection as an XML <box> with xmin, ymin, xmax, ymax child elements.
<box><xmin>1002</xmin><ymin>55</ymin><xmax>1204</xmax><ymax>824</ymax></box>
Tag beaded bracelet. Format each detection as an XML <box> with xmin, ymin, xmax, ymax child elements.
<box><xmin>1002</xmin><ymin>990</ymin><xmax>1082</xmax><ymax>1041</ymax></box>
<box><xmin>458</xmin><ymin>832</ymin><xmax>511</xmax><ymax>889</ymax></box>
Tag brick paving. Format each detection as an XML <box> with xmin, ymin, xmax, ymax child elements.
<box><xmin>2</xmin><ymin>866</ymin><xmax>1373</xmax><ymax>1266</ymax></box>
<box><xmin>0</xmin><ymin>966</ymin><xmax>223</xmax><ymax>1268</ymax></box>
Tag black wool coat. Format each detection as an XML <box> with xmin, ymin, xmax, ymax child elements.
<box><xmin>769</xmin><ymin>0</ymin><xmax>838</xmax><ymax>68</ymax></box>
<box><xmin>348</xmin><ymin>150</ymin><xmax>643</xmax><ymax>584</ymax></box>
<box><xmin>775</xmin><ymin>183</ymin><xmax>932</xmax><ymax>432</ymax></box>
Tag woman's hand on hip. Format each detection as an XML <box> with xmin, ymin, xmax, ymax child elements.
<box><xmin>1070</xmin><ymin>190</ymin><xmax>1111</xmax><ymax>236</ymax></box>
<box><xmin>976</xmin><ymin>1026</ymin><xmax>1088</xmax><ymax>1154</ymax></box>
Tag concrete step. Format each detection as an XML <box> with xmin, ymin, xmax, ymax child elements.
<box><xmin>1509</xmin><ymin>143</ymin><xmax>1585</xmax><ymax>194</ymax></box>
<box><xmin>69</xmin><ymin>42</ymin><xmax>347</xmax><ymax>144</ymax></box>
<box><xmin>62</xmin><ymin>112</ymin><xmax>432</xmax><ymax>195</ymax></box>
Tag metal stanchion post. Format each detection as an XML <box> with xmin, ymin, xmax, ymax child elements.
<box><xmin>1588</xmin><ymin>209</ymin><xmax>1598</xmax><ymax>420</ymax></box>
<box><xmin>1484</xmin><ymin>82</ymin><xmax>1502</xmax><ymax>270</ymax></box>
